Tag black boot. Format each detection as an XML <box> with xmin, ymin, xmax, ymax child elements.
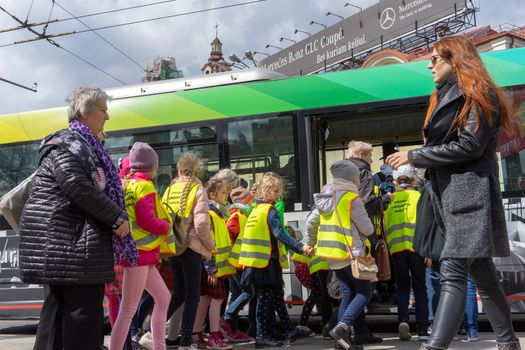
<box><xmin>255</xmin><ymin>337</ymin><xmax>283</xmax><ymax>349</ymax></box>
<box><xmin>497</xmin><ymin>339</ymin><xmax>522</xmax><ymax>350</ymax></box>
<box><xmin>419</xmin><ymin>344</ymin><xmax>446</xmax><ymax>350</ymax></box>
<box><xmin>329</xmin><ymin>323</ymin><xmax>363</xmax><ymax>350</ymax></box>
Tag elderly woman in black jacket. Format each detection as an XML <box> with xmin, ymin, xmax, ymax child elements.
<box><xmin>18</xmin><ymin>87</ymin><xmax>138</xmax><ymax>350</ymax></box>
<box><xmin>387</xmin><ymin>36</ymin><xmax>520</xmax><ymax>350</ymax></box>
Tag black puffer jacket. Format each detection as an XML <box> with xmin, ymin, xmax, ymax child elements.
<box><xmin>19</xmin><ymin>129</ymin><xmax>123</xmax><ymax>285</ymax></box>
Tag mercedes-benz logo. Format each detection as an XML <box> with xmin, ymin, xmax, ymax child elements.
<box><xmin>380</xmin><ymin>7</ymin><xmax>396</xmax><ymax>30</ymax></box>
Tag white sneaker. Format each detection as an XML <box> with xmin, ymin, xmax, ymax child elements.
<box><xmin>178</xmin><ymin>346</ymin><xmax>198</xmax><ymax>350</ymax></box>
<box><xmin>399</xmin><ymin>322</ymin><xmax>412</xmax><ymax>341</ymax></box>
<box><xmin>139</xmin><ymin>332</ymin><xmax>154</xmax><ymax>350</ymax></box>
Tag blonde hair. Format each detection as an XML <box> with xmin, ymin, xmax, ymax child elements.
<box><xmin>175</xmin><ymin>152</ymin><xmax>202</xmax><ymax>214</ymax></box>
<box><xmin>346</xmin><ymin>140</ymin><xmax>373</xmax><ymax>159</ymax></box>
<box><xmin>258</xmin><ymin>172</ymin><xmax>283</xmax><ymax>198</ymax></box>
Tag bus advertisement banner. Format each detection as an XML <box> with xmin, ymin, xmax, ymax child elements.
<box><xmin>258</xmin><ymin>0</ymin><xmax>469</xmax><ymax>76</ymax></box>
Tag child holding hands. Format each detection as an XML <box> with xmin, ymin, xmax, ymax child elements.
<box><xmin>239</xmin><ymin>172</ymin><xmax>313</xmax><ymax>348</ymax></box>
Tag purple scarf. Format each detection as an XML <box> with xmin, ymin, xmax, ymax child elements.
<box><xmin>69</xmin><ymin>120</ymin><xmax>138</xmax><ymax>266</ymax></box>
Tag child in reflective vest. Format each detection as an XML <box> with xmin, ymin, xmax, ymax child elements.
<box><xmin>303</xmin><ymin>160</ymin><xmax>375</xmax><ymax>350</ymax></box>
<box><xmin>384</xmin><ymin>164</ymin><xmax>429</xmax><ymax>341</ymax></box>
<box><xmin>221</xmin><ymin>186</ymin><xmax>255</xmax><ymax>342</ymax></box>
<box><xmin>192</xmin><ymin>179</ymin><xmax>235</xmax><ymax>350</ymax></box>
<box><xmin>110</xmin><ymin>142</ymin><xmax>172</xmax><ymax>350</ymax></box>
<box><xmin>238</xmin><ymin>172</ymin><xmax>313</xmax><ymax>348</ymax></box>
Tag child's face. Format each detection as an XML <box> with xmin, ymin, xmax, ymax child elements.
<box><xmin>263</xmin><ymin>185</ymin><xmax>282</xmax><ymax>202</ymax></box>
<box><xmin>211</xmin><ymin>184</ymin><xmax>229</xmax><ymax>205</ymax></box>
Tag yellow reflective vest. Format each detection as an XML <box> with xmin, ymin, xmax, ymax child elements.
<box><xmin>291</xmin><ymin>253</ymin><xmax>329</xmax><ymax>274</ymax></box>
<box><xmin>209</xmin><ymin>210</ymin><xmax>236</xmax><ymax>277</ymax></box>
<box><xmin>384</xmin><ymin>189</ymin><xmax>420</xmax><ymax>254</ymax></box>
<box><xmin>161</xmin><ymin>180</ymin><xmax>201</xmax><ymax>220</ymax></box>
<box><xmin>228</xmin><ymin>210</ymin><xmax>247</xmax><ymax>268</ymax></box>
<box><xmin>238</xmin><ymin>203</ymin><xmax>289</xmax><ymax>269</ymax></box>
<box><xmin>315</xmin><ymin>192</ymin><xmax>359</xmax><ymax>260</ymax></box>
<box><xmin>125</xmin><ymin>179</ymin><xmax>175</xmax><ymax>255</ymax></box>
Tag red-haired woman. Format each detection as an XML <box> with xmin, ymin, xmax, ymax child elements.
<box><xmin>386</xmin><ymin>36</ymin><xmax>520</xmax><ymax>350</ymax></box>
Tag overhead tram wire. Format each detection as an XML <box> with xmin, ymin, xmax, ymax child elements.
<box><xmin>25</xmin><ymin>0</ymin><xmax>36</xmax><ymax>23</ymax></box>
<box><xmin>0</xmin><ymin>0</ymin><xmax>266</xmax><ymax>47</ymax></box>
<box><xmin>0</xmin><ymin>6</ymin><xmax>128</xmax><ymax>85</ymax></box>
<box><xmin>54</xmin><ymin>1</ymin><xmax>145</xmax><ymax>71</ymax></box>
<box><xmin>0</xmin><ymin>0</ymin><xmax>177</xmax><ymax>33</ymax></box>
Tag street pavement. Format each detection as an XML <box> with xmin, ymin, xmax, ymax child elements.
<box><xmin>0</xmin><ymin>332</ymin><xmax>524</xmax><ymax>349</ymax></box>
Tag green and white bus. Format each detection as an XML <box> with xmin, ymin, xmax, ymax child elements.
<box><xmin>1</xmin><ymin>47</ymin><xmax>525</xmax><ymax>317</ymax></box>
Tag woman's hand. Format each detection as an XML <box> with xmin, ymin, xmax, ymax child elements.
<box><xmin>114</xmin><ymin>220</ymin><xmax>130</xmax><ymax>237</ymax></box>
<box><xmin>385</xmin><ymin>151</ymin><xmax>410</xmax><ymax>170</ymax></box>
<box><xmin>424</xmin><ymin>258</ymin><xmax>432</xmax><ymax>268</ymax></box>
<box><xmin>208</xmin><ymin>273</ymin><xmax>218</xmax><ymax>285</ymax></box>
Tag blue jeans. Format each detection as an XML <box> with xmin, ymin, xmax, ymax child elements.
<box><xmin>335</xmin><ymin>266</ymin><xmax>372</xmax><ymax>326</ymax></box>
<box><xmin>426</xmin><ymin>266</ymin><xmax>441</xmax><ymax>323</ymax></box>
<box><xmin>224</xmin><ymin>270</ymin><xmax>254</xmax><ymax>330</ymax></box>
<box><xmin>464</xmin><ymin>274</ymin><xmax>478</xmax><ymax>333</ymax></box>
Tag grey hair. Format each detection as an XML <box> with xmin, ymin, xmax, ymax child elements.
<box><xmin>346</xmin><ymin>140</ymin><xmax>373</xmax><ymax>158</ymax></box>
<box><xmin>211</xmin><ymin>168</ymin><xmax>239</xmax><ymax>191</ymax></box>
<box><xmin>66</xmin><ymin>86</ymin><xmax>111</xmax><ymax>122</ymax></box>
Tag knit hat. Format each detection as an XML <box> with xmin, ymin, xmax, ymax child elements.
<box><xmin>129</xmin><ymin>142</ymin><xmax>158</xmax><ymax>172</ymax></box>
<box><xmin>393</xmin><ymin>164</ymin><xmax>416</xmax><ymax>180</ymax></box>
<box><xmin>330</xmin><ymin>160</ymin><xmax>360</xmax><ymax>182</ymax></box>
<box><xmin>380</xmin><ymin>163</ymin><xmax>393</xmax><ymax>176</ymax></box>
<box><xmin>230</xmin><ymin>186</ymin><xmax>254</xmax><ymax>204</ymax></box>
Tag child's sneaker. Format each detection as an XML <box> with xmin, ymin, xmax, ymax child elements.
<box><xmin>207</xmin><ymin>332</ymin><xmax>233</xmax><ymax>350</ymax></box>
<box><xmin>467</xmin><ymin>330</ymin><xmax>480</xmax><ymax>342</ymax></box>
<box><xmin>398</xmin><ymin>322</ymin><xmax>412</xmax><ymax>341</ymax></box>
<box><xmin>139</xmin><ymin>332</ymin><xmax>154</xmax><ymax>350</ymax></box>
<box><xmin>219</xmin><ymin>319</ymin><xmax>237</xmax><ymax>342</ymax></box>
<box><xmin>192</xmin><ymin>332</ymin><xmax>208</xmax><ymax>349</ymax></box>
<box><xmin>230</xmin><ymin>330</ymin><xmax>253</xmax><ymax>343</ymax></box>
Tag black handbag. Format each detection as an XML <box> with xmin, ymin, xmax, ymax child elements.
<box><xmin>413</xmin><ymin>181</ymin><xmax>445</xmax><ymax>261</ymax></box>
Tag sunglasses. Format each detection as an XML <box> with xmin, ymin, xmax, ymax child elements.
<box><xmin>430</xmin><ymin>55</ymin><xmax>443</xmax><ymax>65</ymax></box>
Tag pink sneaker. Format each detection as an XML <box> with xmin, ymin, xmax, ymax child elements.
<box><xmin>219</xmin><ymin>319</ymin><xmax>236</xmax><ymax>342</ymax></box>
<box><xmin>207</xmin><ymin>333</ymin><xmax>232</xmax><ymax>350</ymax></box>
<box><xmin>230</xmin><ymin>330</ymin><xmax>252</xmax><ymax>343</ymax></box>
<box><xmin>192</xmin><ymin>333</ymin><xmax>208</xmax><ymax>349</ymax></box>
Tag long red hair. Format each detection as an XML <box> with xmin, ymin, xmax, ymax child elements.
<box><xmin>424</xmin><ymin>36</ymin><xmax>515</xmax><ymax>135</ymax></box>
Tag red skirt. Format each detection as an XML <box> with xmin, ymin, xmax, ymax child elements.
<box><xmin>200</xmin><ymin>268</ymin><xmax>228</xmax><ymax>300</ymax></box>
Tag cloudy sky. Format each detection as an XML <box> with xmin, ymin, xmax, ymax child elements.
<box><xmin>0</xmin><ymin>0</ymin><xmax>524</xmax><ymax>115</ymax></box>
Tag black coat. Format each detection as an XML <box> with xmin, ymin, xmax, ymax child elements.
<box><xmin>348</xmin><ymin>157</ymin><xmax>391</xmax><ymax>217</ymax></box>
<box><xmin>408</xmin><ymin>83</ymin><xmax>510</xmax><ymax>258</ymax></box>
<box><xmin>18</xmin><ymin>129</ymin><xmax>123</xmax><ymax>285</ymax></box>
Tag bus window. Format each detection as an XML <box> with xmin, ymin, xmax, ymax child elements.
<box><xmin>227</xmin><ymin>114</ymin><xmax>298</xmax><ymax>208</ymax></box>
<box><xmin>105</xmin><ymin>126</ymin><xmax>220</xmax><ymax>193</ymax></box>
<box><xmin>0</xmin><ymin>142</ymin><xmax>39</xmax><ymax>199</ymax></box>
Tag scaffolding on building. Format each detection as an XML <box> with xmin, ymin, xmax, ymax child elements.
<box><xmin>141</xmin><ymin>56</ymin><xmax>184</xmax><ymax>82</ymax></box>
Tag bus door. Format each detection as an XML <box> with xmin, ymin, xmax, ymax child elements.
<box><xmin>308</xmin><ymin>103</ymin><xmax>427</xmax><ymax>193</ymax></box>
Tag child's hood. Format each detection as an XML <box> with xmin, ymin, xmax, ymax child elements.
<box><xmin>313</xmin><ymin>193</ymin><xmax>335</xmax><ymax>215</ymax></box>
